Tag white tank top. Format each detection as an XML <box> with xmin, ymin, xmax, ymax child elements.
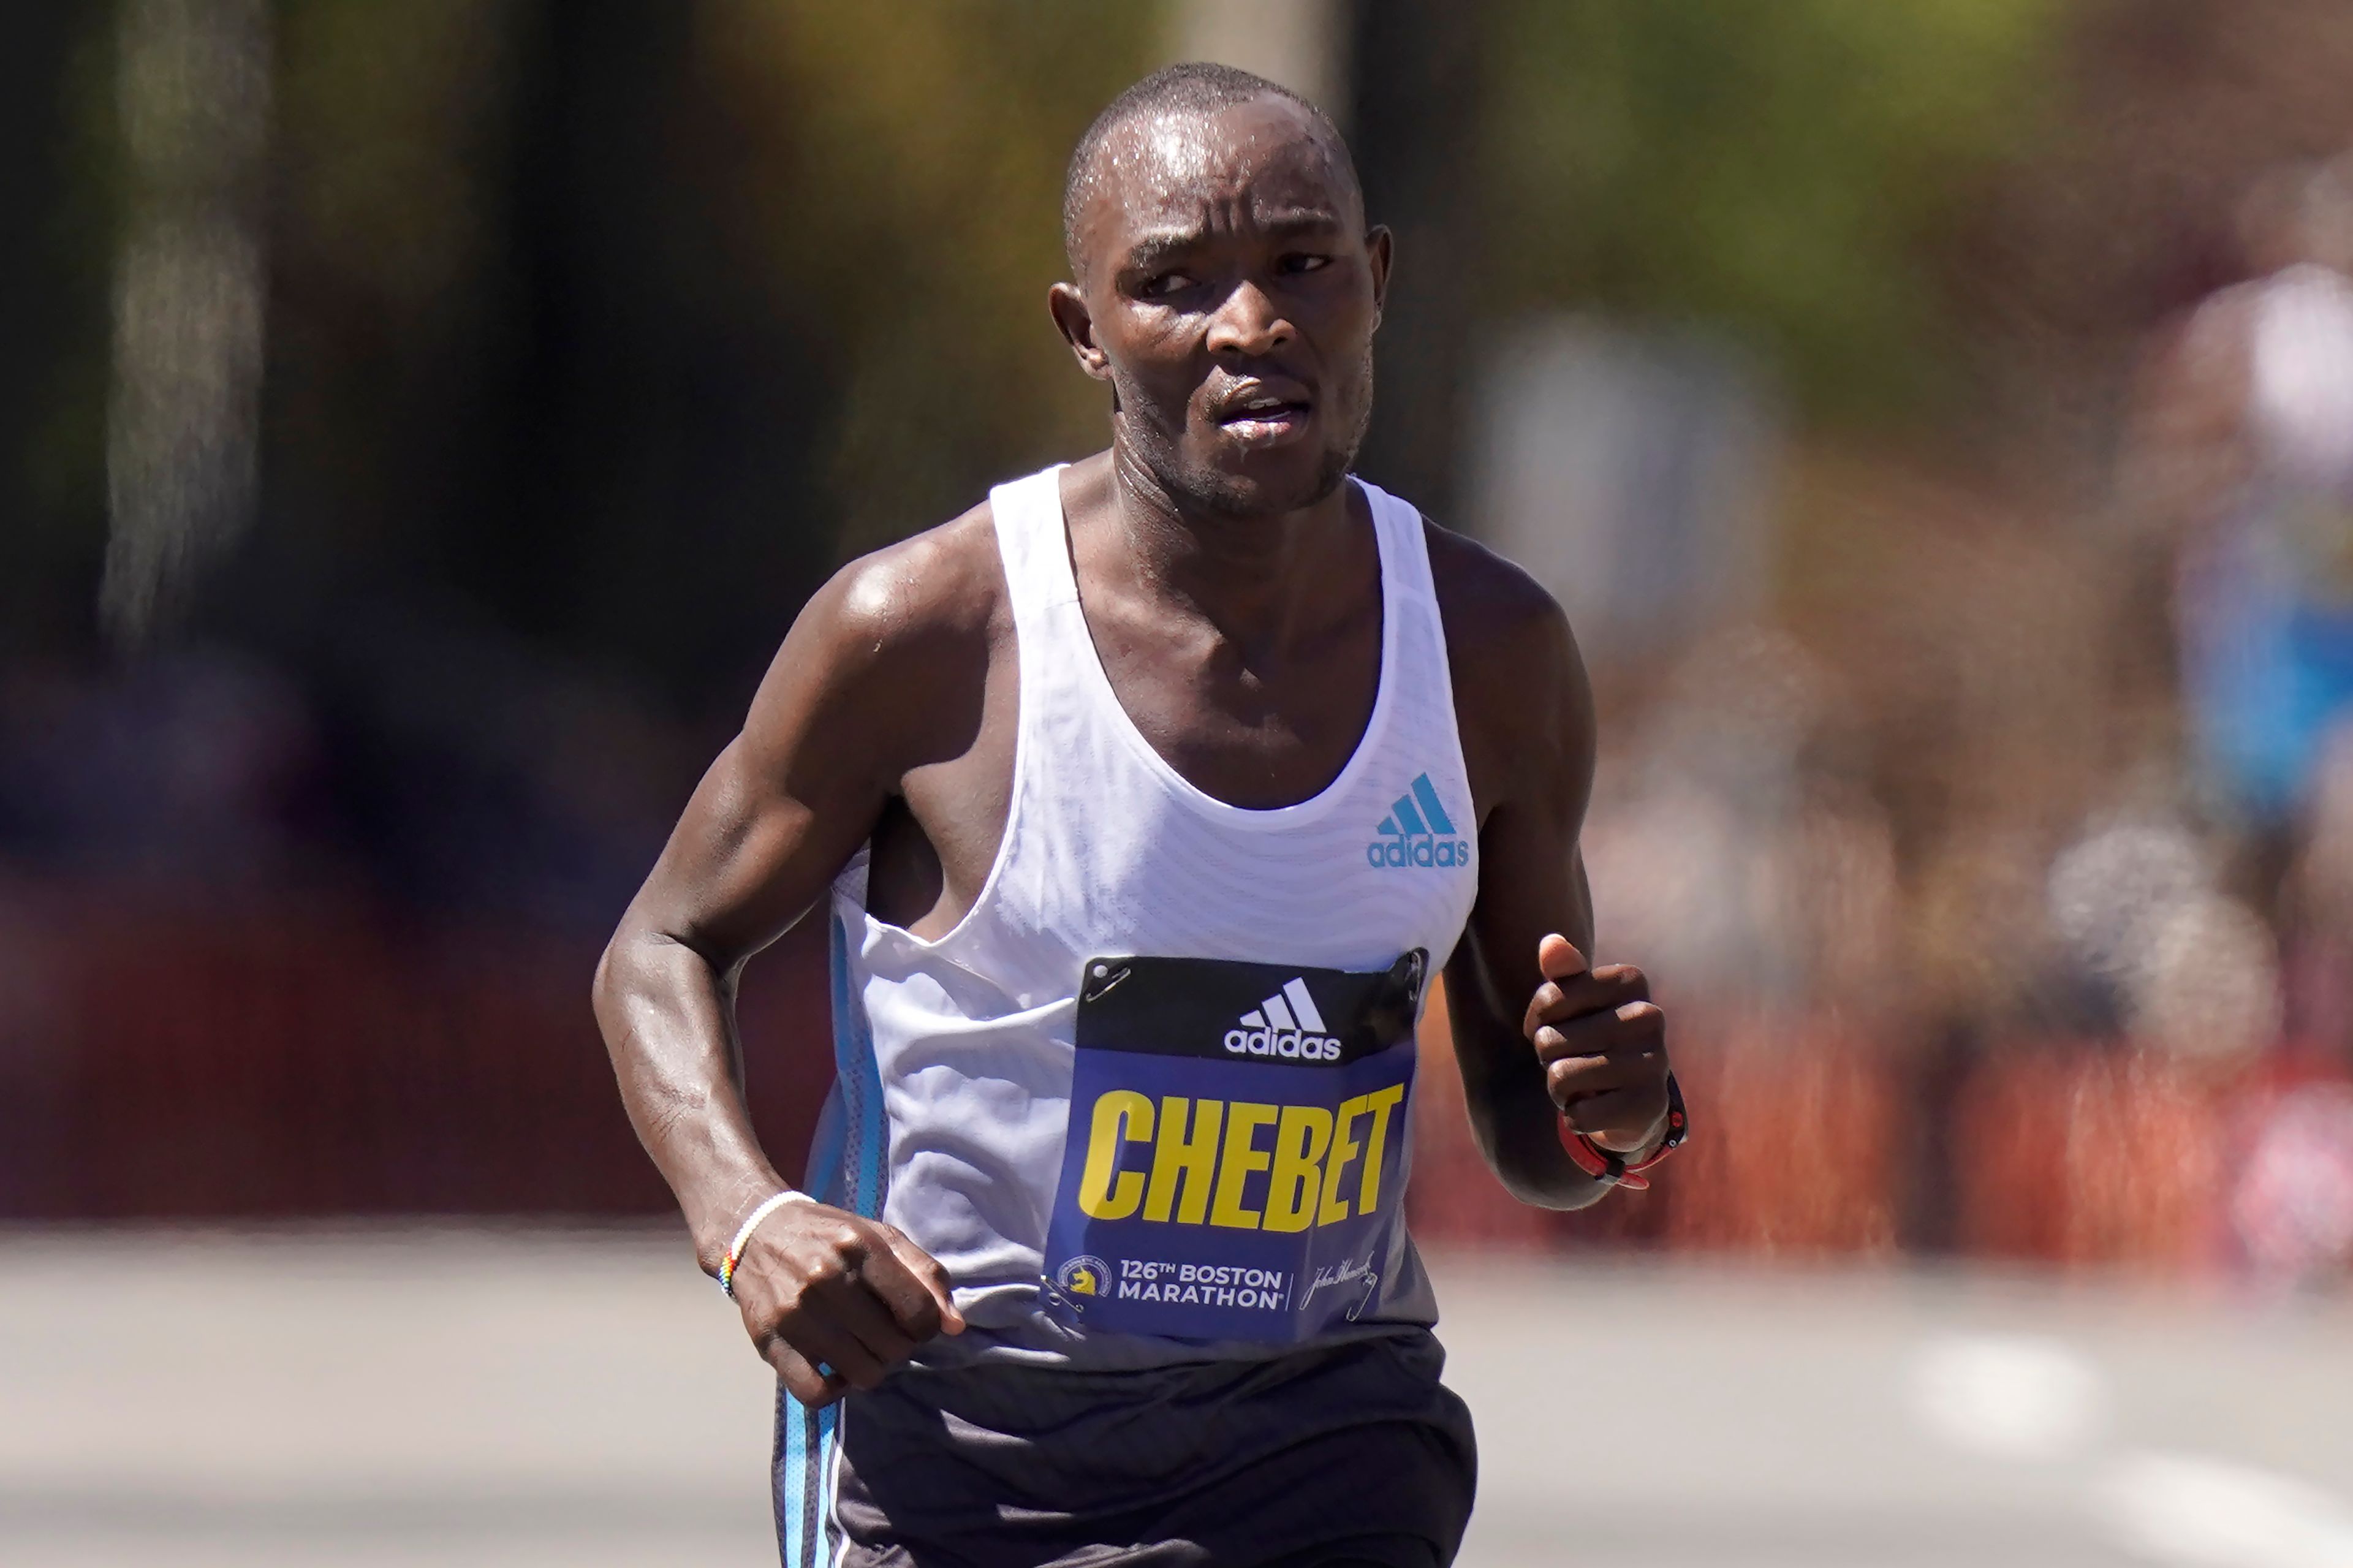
<box><xmin>806</xmin><ymin>464</ymin><xmax>1479</xmax><ymax>1368</ymax></box>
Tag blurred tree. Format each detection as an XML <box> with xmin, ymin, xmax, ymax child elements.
<box><xmin>249</xmin><ymin>0</ymin><xmax>1146</xmax><ymax>714</ymax></box>
<box><xmin>1482</xmin><ymin>0</ymin><xmax>2061</xmax><ymax>423</ymax></box>
<box><xmin>1</xmin><ymin>1</ymin><xmax>113</xmax><ymax>656</ymax></box>
<box><xmin>694</xmin><ymin>1</ymin><xmax>1154</xmax><ymax>561</ymax></box>
<box><xmin>1351</xmin><ymin>0</ymin><xmax>1482</xmax><ymax>522</ymax></box>
<box><xmin>262</xmin><ymin>0</ymin><xmax>813</xmax><ymax>706</ymax></box>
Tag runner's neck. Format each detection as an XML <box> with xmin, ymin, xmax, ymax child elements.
<box><xmin>1078</xmin><ymin>450</ymin><xmax>1371</xmax><ymax>650</ymax></box>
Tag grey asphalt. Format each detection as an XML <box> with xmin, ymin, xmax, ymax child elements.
<box><xmin>3</xmin><ymin>1230</ymin><xmax>2348</xmax><ymax>1567</ymax></box>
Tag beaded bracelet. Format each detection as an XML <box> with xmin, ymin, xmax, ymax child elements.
<box><xmin>719</xmin><ymin>1189</ymin><xmax>811</xmax><ymax>1298</ymax></box>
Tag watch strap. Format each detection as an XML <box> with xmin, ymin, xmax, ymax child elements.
<box><xmin>1559</xmin><ymin>1070</ymin><xmax>1687</xmax><ymax>1191</ymax></box>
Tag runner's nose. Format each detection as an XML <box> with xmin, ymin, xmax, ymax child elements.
<box><xmin>1205</xmin><ymin>279</ymin><xmax>1294</xmax><ymax>359</ymax></box>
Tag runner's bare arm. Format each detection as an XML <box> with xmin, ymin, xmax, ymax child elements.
<box><xmin>1433</xmin><ymin>531</ymin><xmax>1672</xmax><ymax>1209</ymax></box>
<box><xmin>593</xmin><ymin>521</ymin><xmax>994</xmax><ymax>1401</ymax></box>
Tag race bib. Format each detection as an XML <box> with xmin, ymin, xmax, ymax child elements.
<box><xmin>1040</xmin><ymin>949</ymin><xmax>1427</xmax><ymax>1344</ymax></box>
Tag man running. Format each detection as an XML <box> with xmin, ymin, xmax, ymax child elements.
<box><xmin>594</xmin><ymin>62</ymin><xmax>1680</xmax><ymax>1568</ymax></box>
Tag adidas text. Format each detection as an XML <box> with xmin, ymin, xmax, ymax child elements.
<box><xmin>1224</xmin><ymin>977</ymin><xmax>1342</xmax><ymax>1061</ymax></box>
<box><xmin>1365</xmin><ymin>836</ymin><xmax>1471</xmax><ymax>870</ymax></box>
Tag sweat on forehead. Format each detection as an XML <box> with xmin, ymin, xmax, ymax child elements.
<box><xmin>1061</xmin><ymin>62</ymin><xmax>1362</xmax><ymax>277</ymax></box>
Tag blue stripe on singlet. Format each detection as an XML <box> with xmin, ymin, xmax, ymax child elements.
<box><xmin>827</xmin><ymin>912</ymin><xmax>888</xmax><ymax>1218</ymax></box>
<box><xmin>774</xmin><ymin>1386</ymin><xmax>806</xmax><ymax>1567</ymax></box>
<box><xmin>809</xmin><ymin>1400</ymin><xmax>839</xmax><ymax>1567</ymax></box>
<box><xmin>774</xmin><ymin>915</ymin><xmax>890</xmax><ymax>1566</ymax></box>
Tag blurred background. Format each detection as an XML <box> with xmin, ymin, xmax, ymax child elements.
<box><xmin>7</xmin><ymin>1</ymin><xmax>2353</xmax><ymax>1564</ymax></box>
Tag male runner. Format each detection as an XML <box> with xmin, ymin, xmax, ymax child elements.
<box><xmin>594</xmin><ymin>63</ymin><xmax>1679</xmax><ymax>1568</ymax></box>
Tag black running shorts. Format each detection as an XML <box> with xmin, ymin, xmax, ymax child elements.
<box><xmin>771</xmin><ymin>1330</ymin><xmax>1477</xmax><ymax>1567</ymax></box>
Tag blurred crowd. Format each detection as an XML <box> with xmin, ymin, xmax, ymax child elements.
<box><xmin>1547</xmin><ymin>151</ymin><xmax>2353</xmax><ymax>1291</ymax></box>
<box><xmin>0</xmin><ymin>635</ymin><xmax>683</xmax><ymax>932</ymax></box>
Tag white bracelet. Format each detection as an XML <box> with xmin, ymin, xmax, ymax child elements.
<box><xmin>719</xmin><ymin>1189</ymin><xmax>811</xmax><ymax>1298</ymax></box>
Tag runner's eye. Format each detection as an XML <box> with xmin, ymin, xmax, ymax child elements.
<box><xmin>1137</xmin><ymin>271</ymin><xmax>1197</xmax><ymax>300</ymax></box>
<box><xmin>1278</xmin><ymin>254</ymin><xmax>1332</xmax><ymax>276</ymax></box>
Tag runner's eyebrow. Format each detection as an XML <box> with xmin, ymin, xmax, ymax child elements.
<box><xmin>1120</xmin><ymin>235</ymin><xmax>1202</xmax><ymax>273</ymax></box>
<box><xmin>1119</xmin><ymin>212</ymin><xmax>1350</xmax><ymax>273</ymax></box>
<box><xmin>1249</xmin><ymin>210</ymin><xmax>1349</xmax><ymax>240</ymax></box>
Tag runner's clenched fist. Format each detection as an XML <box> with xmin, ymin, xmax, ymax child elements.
<box><xmin>730</xmin><ymin>1202</ymin><xmax>964</xmax><ymax>1407</ymax></box>
<box><xmin>1523</xmin><ymin>933</ymin><xmax>1672</xmax><ymax>1153</ymax></box>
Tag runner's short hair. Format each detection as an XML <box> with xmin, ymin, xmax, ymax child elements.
<box><xmin>1061</xmin><ymin>62</ymin><xmax>1358</xmax><ymax>276</ymax></box>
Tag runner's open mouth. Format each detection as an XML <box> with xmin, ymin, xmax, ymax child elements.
<box><xmin>1215</xmin><ymin>397</ymin><xmax>1313</xmax><ymax>425</ymax></box>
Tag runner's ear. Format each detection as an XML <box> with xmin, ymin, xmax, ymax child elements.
<box><xmin>1048</xmin><ymin>282</ymin><xmax>1111</xmax><ymax>381</ymax></box>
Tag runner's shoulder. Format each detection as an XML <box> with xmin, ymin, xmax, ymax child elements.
<box><xmin>802</xmin><ymin>500</ymin><xmax>1012</xmax><ymax>684</ymax></box>
<box><xmin>1420</xmin><ymin>519</ymin><xmax>1582</xmax><ymax>697</ymax></box>
<box><xmin>1419</xmin><ymin>518</ymin><xmax>1594</xmax><ymax>803</ymax></box>
<box><xmin>741</xmin><ymin>500</ymin><xmax>1008</xmax><ymax>777</ymax></box>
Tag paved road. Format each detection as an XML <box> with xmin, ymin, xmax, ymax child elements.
<box><xmin>3</xmin><ymin>1230</ymin><xmax>2349</xmax><ymax>1566</ymax></box>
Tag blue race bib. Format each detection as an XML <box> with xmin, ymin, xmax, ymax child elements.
<box><xmin>1041</xmin><ymin>950</ymin><xmax>1426</xmax><ymax>1343</ymax></box>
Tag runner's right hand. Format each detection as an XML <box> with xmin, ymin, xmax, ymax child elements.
<box><xmin>729</xmin><ymin>1203</ymin><xmax>965</xmax><ymax>1405</ymax></box>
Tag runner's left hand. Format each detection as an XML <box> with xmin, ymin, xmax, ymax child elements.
<box><xmin>1523</xmin><ymin>933</ymin><xmax>1671</xmax><ymax>1153</ymax></box>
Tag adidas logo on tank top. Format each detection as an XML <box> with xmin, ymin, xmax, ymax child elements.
<box><xmin>1366</xmin><ymin>773</ymin><xmax>1471</xmax><ymax>869</ymax></box>
<box><xmin>1224</xmin><ymin>976</ymin><xmax>1342</xmax><ymax>1061</ymax></box>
